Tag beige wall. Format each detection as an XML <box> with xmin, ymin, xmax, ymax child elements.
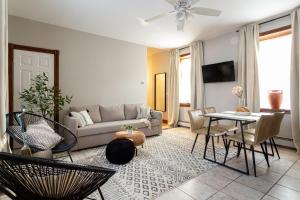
<box><xmin>147</xmin><ymin>49</ymin><xmax>170</xmax><ymax>121</ymax></box>
<box><xmin>8</xmin><ymin>16</ymin><xmax>147</xmax><ymax>110</ymax></box>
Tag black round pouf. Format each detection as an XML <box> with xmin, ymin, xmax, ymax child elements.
<box><xmin>106</xmin><ymin>139</ymin><xmax>135</xmax><ymax>164</ymax></box>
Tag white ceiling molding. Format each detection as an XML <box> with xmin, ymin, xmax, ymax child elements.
<box><xmin>8</xmin><ymin>0</ymin><xmax>300</xmax><ymax>49</ymax></box>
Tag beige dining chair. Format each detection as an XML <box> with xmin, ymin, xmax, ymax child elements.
<box><xmin>188</xmin><ymin>109</ymin><xmax>228</xmax><ymax>160</ymax></box>
<box><xmin>224</xmin><ymin>114</ymin><xmax>274</xmax><ymax>176</ymax></box>
<box><xmin>268</xmin><ymin>112</ymin><xmax>285</xmax><ymax>158</ymax></box>
<box><xmin>204</xmin><ymin>107</ymin><xmax>239</xmax><ymax>136</ymax></box>
<box><xmin>244</xmin><ymin>112</ymin><xmax>284</xmax><ymax>159</ymax></box>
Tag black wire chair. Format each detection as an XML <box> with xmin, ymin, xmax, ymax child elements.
<box><xmin>0</xmin><ymin>152</ymin><xmax>115</xmax><ymax>200</ymax></box>
<box><xmin>6</xmin><ymin>112</ymin><xmax>78</xmax><ymax>161</ymax></box>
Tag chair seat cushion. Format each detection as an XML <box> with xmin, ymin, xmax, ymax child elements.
<box><xmin>217</xmin><ymin>124</ymin><xmax>239</xmax><ymax>132</ymax></box>
<box><xmin>77</xmin><ymin>119</ymin><xmax>156</xmax><ymax>137</ymax></box>
<box><xmin>196</xmin><ymin>126</ymin><xmax>227</xmax><ymax>137</ymax></box>
<box><xmin>226</xmin><ymin>132</ymin><xmax>255</xmax><ymax>145</ymax></box>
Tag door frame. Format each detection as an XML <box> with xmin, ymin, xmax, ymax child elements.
<box><xmin>8</xmin><ymin>43</ymin><xmax>60</xmax><ymax>121</ymax></box>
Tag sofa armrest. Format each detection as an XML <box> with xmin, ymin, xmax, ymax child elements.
<box><xmin>64</xmin><ymin>115</ymin><xmax>78</xmax><ymax>136</ymax></box>
<box><xmin>151</xmin><ymin>110</ymin><xmax>163</xmax><ymax>122</ymax></box>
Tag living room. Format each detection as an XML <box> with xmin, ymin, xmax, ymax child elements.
<box><xmin>1</xmin><ymin>0</ymin><xmax>300</xmax><ymax>200</ymax></box>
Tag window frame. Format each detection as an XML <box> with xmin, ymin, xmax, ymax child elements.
<box><xmin>259</xmin><ymin>25</ymin><xmax>291</xmax><ymax>113</ymax></box>
<box><xmin>179</xmin><ymin>53</ymin><xmax>191</xmax><ymax>107</ymax></box>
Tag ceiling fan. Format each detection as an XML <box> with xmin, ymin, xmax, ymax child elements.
<box><xmin>143</xmin><ymin>0</ymin><xmax>221</xmax><ymax>31</ymax></box>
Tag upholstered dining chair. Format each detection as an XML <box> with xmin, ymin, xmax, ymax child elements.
<box><xmin>269</xmin><ymin>112</ymin><xmax>285</xmax><ymax>158</ymax></box>
<box><xmin>204</xmin><ymin>107</ymin><xmax>239</xmax><ymax>133</ymax></box>
<box><xmin>0</xmin><ymin>152</ymin><xmax>115</xmax><ymax>200</ymax></box>
<box><xmin>243</xmin><ymin>112</ymin><xmax>284</xmax><ymax>159</ymax></box>
<box><xmin>188</xmin><ymin>109</ymin><xmax>228</xmax><ymax>158</ymax></box>
<box><xmin>224</xmin><ymin>114</ymin><xmax>274</xmax><ymax>176</ymax></box>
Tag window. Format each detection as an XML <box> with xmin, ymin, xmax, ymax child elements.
<box><xmin>179</xmin><ymin>54</ymin><xmax>191</xmax><ymax>106</ymax></box>
<box><xmin>258</xmin><ymin>27</ymin><xmax>292</xmax><ymax>110</ymax></box>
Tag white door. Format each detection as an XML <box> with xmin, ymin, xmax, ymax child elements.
<box><xmin>13</xmin><ymin>50</ymin><xmax>54</xmax><ymax>111</ymax></box>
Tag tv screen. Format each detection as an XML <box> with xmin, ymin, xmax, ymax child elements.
<box><xmin>202</xmin><ymin>61</ymin><xmax>235</xmax><ymax>83</ymax></box>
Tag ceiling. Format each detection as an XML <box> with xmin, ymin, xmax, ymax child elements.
<box><xmin>8</xmin><ymin>0</ymin><xmax>300</xmax><ymax>49</ymax></box>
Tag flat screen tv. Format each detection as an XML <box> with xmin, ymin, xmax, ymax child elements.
<box><xmin>202</xmin><ymin>61</ymin><xmax>235</xmax><ymax>83</ymax></box>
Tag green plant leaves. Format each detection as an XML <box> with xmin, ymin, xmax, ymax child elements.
<box><xmin>19</xmin><ymin>72</ymin><xmax>72</xmax><ymax>118</ymax></box>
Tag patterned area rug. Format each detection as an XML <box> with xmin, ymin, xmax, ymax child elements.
<box><xmin>69</xmin><ymin>127</ymin><xmax>234</xmax><ymax>200</ymax></box>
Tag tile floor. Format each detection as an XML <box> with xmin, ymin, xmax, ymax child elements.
<box><xmin>156</xmin><ymin>138</ymin><xmax>300</xmax><ymax>200</ymax></box>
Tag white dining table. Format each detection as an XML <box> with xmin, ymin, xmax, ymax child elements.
<box><xmin>202</xmin><ymin>111</ymin><xmax>273</xmax><ymax>175</ymax></box>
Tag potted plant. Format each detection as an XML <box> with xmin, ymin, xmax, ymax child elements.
<box><xmin>122</xmin><ymin>124</ymin><xmax>136</xmax><ymax>135</ymax></box>
<box><xmin>19</xmin><ymin>72</ymin><xmax>72</xmax><ymax>119</ymax></box>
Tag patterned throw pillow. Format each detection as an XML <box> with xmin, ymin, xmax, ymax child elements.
<box><xmin>70</xmin><ymin>111</ymin><xmax>93</xmax><ymax>127</ymax></box>
<box><xmin>136</xmin><ymin>105</ymin><xmax>151</xmax><ymax>119</ymax></box>
<box><xmin>24</xmin><ymin>120</ymin><xmax>63</xmax><ymax>150</ymax></box>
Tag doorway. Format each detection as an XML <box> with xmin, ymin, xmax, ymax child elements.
<box><xmin>8</xmin><ymin>44</ymin><xmax>59</xmax><ymax>121</ymax></box>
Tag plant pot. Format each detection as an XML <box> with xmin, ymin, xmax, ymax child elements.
<box><xmin>268</xmin><ymin>90</ymin><xmax>283</xmax><ymax>109</ymax></box>
<box><xmin>127</xmin><ymin>129</ymin><xmax>133</xmax><ymax>135</ymax></box>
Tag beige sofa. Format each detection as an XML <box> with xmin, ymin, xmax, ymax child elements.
<box><xmin>64</xmin><ymin>104</ymin><xmax>162</xmax><ymax>150</ymax></box>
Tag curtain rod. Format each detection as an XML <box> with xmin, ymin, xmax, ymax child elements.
<box><xmin>179</xmin><ymin>46</ymin><xmax>189</xmax><ymax>51</ymax></box>
<box><xmin>236</xmin><ymin>13</ymin><xmax>290</xmax><ymax>32</ymax></box>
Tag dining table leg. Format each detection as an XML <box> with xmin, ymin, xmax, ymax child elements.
<box><xmin>203</xmin><ymin>117</ymin><xmax>212</xmax><ymax>159</ymax></box>
<box><xmin>240</xmin><ymin>121</ymin><xmax>249</xmax><ymax>175</ymax></box>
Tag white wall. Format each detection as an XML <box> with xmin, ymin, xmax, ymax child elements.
<box><xmin>8</xmin><ymin>16</ymin><xmax>147</xmax><ymax>109</ymax></box>
<box><xmin>203</xmin><ymin>32</ymin><xmax>239</xmax><ymax>111</ymax></box>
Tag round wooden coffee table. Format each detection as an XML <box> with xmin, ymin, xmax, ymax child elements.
<box><xmin>113</xmin><ymin>131</ymin><xmax>146</xmax><ymax>155</ymax></box>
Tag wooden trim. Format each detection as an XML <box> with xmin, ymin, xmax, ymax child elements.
<box><xmin>180</xmin><ymin>103</ymin><xmax>191</xmax><ymax>107</ymax></box>
<box><xmin>260</xmin><ymin>108</ymin><xmax>290</xmax><ymax>114</ymax></box>
<box><xmin>259</xmin><ymin>25</ymin><xmax>292</xmax><ymax>41</ymax></box>
<box><xmin>180</xmin><ymin>53</ymin><xmax>191</xmax><ymax>62</ymax></box>
<box><xmin>8</xmin><ymin>43</ymin><xmax>60</xmax><ymax>122</ymax></box>
<box><xmin>180</xmin><ymin>53</ymin><xmax>190</xmax><ymax>58</ymax></box>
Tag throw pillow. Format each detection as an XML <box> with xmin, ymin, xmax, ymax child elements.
<box><xmin>16</xmin><ymin>112</ymin><xmax>27</xmax><ymax>132</ymax></box>
<box><xmin>80</xmin><ymin>110</ymin><xmax>94</xmax><ymax>125</ymax></box>
<box><xmin>70</xmin><ymin>105</ymin><xmax>101</xmax><ymax>123</ymax></box>
<box><xmin>70</xmin><ymin>111</ymin><xmax>94</xmax><ymax>127</ymax></box>
<box><xmin>136</xmin><ymin>105</ymin><xmax>151</xmax><ymax>119</ymax></box>
<box><xmin>24</xmin><ymin>119</ymin><xmax>63</xmax><ymax>150</ymax></box>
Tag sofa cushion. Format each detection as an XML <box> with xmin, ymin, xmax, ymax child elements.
<box><xmin>124</xmin><ymin>104</ymin><xmax>139</xmax><ymax>120</ymax></box>
<box><xmin>100</xmin><ymin>105</ymin><xmax>125</xmax><ymax>122</ymax></box>
<box><xmin>77</xmin><ymin>119</ymin><xmax>148</xmax><ymax>137</ymax></box>
<box><xmin>70</xmin><ymin>105</ymin><xmax>101</xmax><ymax>123</ymax></box>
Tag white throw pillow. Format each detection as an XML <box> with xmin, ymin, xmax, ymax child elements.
<box><xmin>136</xmin><ymin>105</ymin><xmax>151</xmax><ymax>119</ymax></box>
<box><xmin>24</xmin><ymin>119</ymin><xmax>63</xmax><ymax>150</ymax></box>
<box><xmin>80</xmin><ymin>110</ymin><xmax>94</xmax><ymax>125</ymax></box>
<box><xmin>71</xmin><ymin>111</ymin><xmax>94</xmax><ymax>127</ymax></box>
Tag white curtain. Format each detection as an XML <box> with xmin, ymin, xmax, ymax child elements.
<box><xmin>167</xmin><ymin>49</ymin><xmax>180</xmax><ymax>127</ymax></box>
<box><xmin>190</xmin><ymin>41</ymin><xmax>205</xmax><ymax>109</ymax></box>
<box><xmin>238</xmin><ymin>23</ymin><xmax>260</xmax><ymax>112</ymax></box>
<box><xmin>290</xmin><ymin>9</ymin><xmax>300</xmax><ymax>153</ymax></box>
<box><xmin>0</xmin><ymin>0</ymin><xmax>10</xmax><ymax>152</ymax></box>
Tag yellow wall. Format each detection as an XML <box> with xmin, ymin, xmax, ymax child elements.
<box><xmin>147</xmin><ymin>48</ymin><xmax>170</xmax><ymax>121</ymax></box>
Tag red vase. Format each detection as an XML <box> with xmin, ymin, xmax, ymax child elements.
<box><xmin>268</xmin><ymin>90</ymin><xmax>283</xmax><ymax>109</ymax></box>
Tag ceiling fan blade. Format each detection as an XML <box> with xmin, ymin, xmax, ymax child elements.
<box><xmin>144</xmin><ymin>11</ymin><xmax>175</xmax><ymax>23</ymax></box>
<box><xmin>165</xmin><ymin>0</ymin><xmax>178</xmax><ymax>6</ymax></box>
<box><xmin>190</xmin><ymin>7</ymin><xmax>221</xmax><ymax>16</ymax></box>
<box><xmin>191</xmin><ymin>0</ymin><xmax>200</xmax><ymax>5</ymax></box>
